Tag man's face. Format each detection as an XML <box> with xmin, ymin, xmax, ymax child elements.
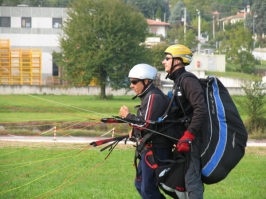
<box><xmin>130</xmin><ymin>78</ymin><xmax>144</xmax><ymax>95</ymax></box>
<box><xmin>162</xmin><ymin>54</ymin><xmax>174</xmax><ymax>73</ymax></box>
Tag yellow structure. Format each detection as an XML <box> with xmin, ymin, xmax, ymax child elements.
<box><xmin>0</xmin><ymin>39</ymin><xmax>42</xmax><ymax>85</ymax></box>
<box><xmin>0</xmin><ymin>39</ymin><xmax>10</xmax><ymax>84</ymax></box>
<box><xmin>89</xmin><ymin>77</ymin><xmax>99</xmax><ymax>86</ymax></box>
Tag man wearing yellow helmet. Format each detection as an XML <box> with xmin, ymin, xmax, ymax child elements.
<box><xmin>162</xmin><ymin>44</ymin><xmax>207</xmax><ymax>199</ymax></box>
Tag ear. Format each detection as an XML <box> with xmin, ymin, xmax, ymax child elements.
<box><xmin>144</xmin><ymin>79</ymin><xmax>150</xmax><ymax>85</ymax></box>
<box><xmin>174</xmin><ymin>58</ymin><xmax>181</xmax><ymax>65</ymax></box>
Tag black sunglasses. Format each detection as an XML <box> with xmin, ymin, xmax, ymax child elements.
<box><xmin>130</xmin><ymin>79</ymin><xmax>141</xmax><ymax>85</ymax></box>
<box><xmin>165</xmin><ymin>57</ymin><xmax>173</xmax><ymax>61</ymax></box>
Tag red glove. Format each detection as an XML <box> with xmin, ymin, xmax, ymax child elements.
<box><xmin>176</xmin><ymin>131</ymin><xmax>195</xmax><ymax>153</ymax></box>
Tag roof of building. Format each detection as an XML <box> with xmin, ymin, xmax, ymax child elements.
<box><xmin>146</xmin><ymin>19</ymin><xmax>171</xmax><ymax>27</ymax></box>
<box><xmin>212</xmin><ymin>11</ymin><xmax>220</xmax><ymax>15</ymax></box>
<box><xmin>219</xmin><ymin>13</ymin><xmax>245</xmax><ymax>21</ymax></box>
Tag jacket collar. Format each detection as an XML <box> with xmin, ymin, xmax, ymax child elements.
<box><xmin>138</xmin><ymin>83</ymin><xmax>155</xmax><ymax>100</ymax></box>
<box><xmin>168</xmin><ymin>67</ymin><xmax>187</xmax><ymax>83</ymax></box>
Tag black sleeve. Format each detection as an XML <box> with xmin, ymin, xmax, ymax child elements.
<box><xmin>126</xmin><ymin>93</ymin><xmax>167</xmax><ymax>134</ymax></box>
<box><xmin>182</xmin><ymin>77</ymin><xmax>208</xmax><ymax>136</ymax></box>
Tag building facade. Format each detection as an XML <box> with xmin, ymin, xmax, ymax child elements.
<box><xmin>0</xmin><ymin>6</ymin><xmax>67</xmax><ymax>84</ymax></box>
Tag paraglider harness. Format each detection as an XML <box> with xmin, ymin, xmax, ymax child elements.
<box><xmin>129</xmin><ymin>84</ymin><xmax>193</xmax><ymax>198</ymax></box>
<box><xmin>92</xmin><ymin>82</ymin><xmax>193</xmax><ymax>198</ymax></box>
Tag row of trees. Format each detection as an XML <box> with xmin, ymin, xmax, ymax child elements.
<box><xmin>52</xmin><ymin>0</ymin><xmax>266</xmax><ymax>96</ymax></box>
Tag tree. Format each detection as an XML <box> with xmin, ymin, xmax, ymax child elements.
<box><xmin>149</xmin><ymin>42</ymin><xmax>170</xmax><ymax>70</ymax></box>
<box><xmin>250</xmin><ymin>0</ymin><xmax>266</xmax><ymax>36</ymax></box>
<box><xmin>54</xmin><ymin>0</ymin><xmax>149</xmax><ymax>98</ymax></box>
<box><xmin>235</xmin><ymin>78</ymin><xmax>266</xmax><ymax>135</ymax></box>
<box><xmin>216</xmin><ymin>22</ymin><xmax>255</xmax><ymax>73</ymax></box>
<box><xmin>191</xmin><ymin>17</ymin><xmax>210</xmax><ymax>36</ymax></box>
<box><xmin>168</xmin><ymin>1</ymin><xmax>187</xmax><ymax>25</ymax></box>
<box><xmin>126</xmin><ymin>0</ymin><xmax>170</xmax><ymax>21</ymax></box>
<box><xmin>155</xmin><ymin>6</ymin><xmax>163</xmax><ymax>21</ymax></box>
<box><xmin>166</xmin><ymin>26</ymin><xmax>197</xmax><ymax>50</ymax></box>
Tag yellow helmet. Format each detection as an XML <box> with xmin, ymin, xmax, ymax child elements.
<box><xmin>164</xmin><ymin>44</ymin><xmax>193</xmax><ymax>65</ymax></box>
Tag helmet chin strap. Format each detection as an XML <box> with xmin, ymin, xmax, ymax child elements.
<box><xmin>165</xmin><ymin>60</ymin><xmax>182</xmax><ymax>79</ymax></box>
<box><xmin>132</xmin><ymin>80</ymin><xmax>152</xmax><ymax>100</ymax></box>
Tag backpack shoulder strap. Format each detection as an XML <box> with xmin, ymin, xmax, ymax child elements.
<box><xmin>158</xmin><ymin>83</ymin><xmax>179</xmax><ymax>122</ymax></box>
<box><xmin>175</xmin><ymin>72</ymin><xmax>199</xmax><ymax>117</ymax></box>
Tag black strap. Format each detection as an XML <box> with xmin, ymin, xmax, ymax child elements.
<box><xmin>175</xmin><ymin>72</ymin><xmax>198</xmax><ymax>117</ymax></box>
<box><xmin>159</xmin><ymin>83</ymin><xmax>179</xmax><ymax>121</ymax></box>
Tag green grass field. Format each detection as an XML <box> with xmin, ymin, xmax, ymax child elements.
<box><xmin>0</xmin><ymin>94</ymin><xmax>250</xmax><ymax>122</ymax></box>
<box><xmin>0</xmin><ymin>94</ymin><xmax>266</xmax><ymax>198</ymax></box>
<box><xmin>0</xmin><ymin>142</ymin><xmax>265</xmax><ymax>199</ymax></box>
<box><xmin>0</xmin><ymin>94</ymin><xmax>138</xmax><ymax>123</ymax></box>
<box><xmin>0</xmin><ymin>94</ymin><xmax>265</xmax><ymax>137</ymax></box>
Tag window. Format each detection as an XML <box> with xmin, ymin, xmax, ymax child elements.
<box><xmin>52</xmin><ymin>61</ymin><xmax>59</xmax><ymax>76</ymax></box>
<box><xmin>150</xmin><ymin>28</ymin><xmax>158</xmax><ymax>34</ymax></box>
<box><xmin>21</xmin><ymin>17</ymin><xmax>31</xmax><ymax>28</ymax></box>
<box><xmin>0</xmin><ymin>17</ymin><xmax>11</xmax><ymax>27</ymax></box>
<box><xmin>52</xmin><ymin>18</ymin><xmax>62</xmax><ymax>28</ymax></box>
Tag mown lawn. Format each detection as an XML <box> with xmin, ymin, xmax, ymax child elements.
<box><xmin>0</xmin><ymin>142</ymin><xmax>265</xmax><ymax>199</ymax></box>
<box><xmin>0</xmin><ymin>94</ymin><xmax>249</xmax><ymax>123</ymax></box>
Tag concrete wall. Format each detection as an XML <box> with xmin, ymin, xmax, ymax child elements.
<box><xmin>0</xmin><ymin>84</ymin><xmax>245</xmax><ymax>96</ymax></box>
<box><xmin>0</xmin><ymin>85</ymin><xmax>135</xmax><ymax>96</ymax></box>
<box><xmin>187</xmin><ymin>54</ymin><xmax>226</xmax><ymax>72</ymax></box>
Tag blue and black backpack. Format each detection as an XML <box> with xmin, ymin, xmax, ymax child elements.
<box><xmin>135</xmin><ymin>74</ymin><xmax>248</xmax><ymax>198</ymax></box>
<box><xmin>170</xmin><ymin>72</ymin><xmax>248</xmax><ymax>184</ymax></box>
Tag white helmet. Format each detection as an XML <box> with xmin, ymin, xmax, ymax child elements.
<box><xmin>128</xmin><ymin>64</ymin><xmax>157</xmax><ymax>80</ymax></box>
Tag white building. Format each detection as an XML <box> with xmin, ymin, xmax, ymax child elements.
<box><xmin>0</xmin><ymin>6</ymin><xmax>67</xmax><ymax>84</ymax></box>
<box><xmin>146</xmin><ymin>19</ymin><xmax>171</xmax><ymax>37</ymax></box>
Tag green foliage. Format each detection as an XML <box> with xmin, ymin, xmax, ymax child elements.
<box><xmin>168</xmin><ymin>1</ymin><xmax>186</xmax><ymax>25</ymax></box>
<box><xmin>54</xmin><ymin>0</ymin><xmax>148</xmax><ymax>98</ymax></box>
<box><xmin>216</xmin><ymin>22</ymin><xmax>255</xmax><ymax>73</ymax></box>
<box><xmin>191</xmin><ymin>16</ymin><xmax>210</xmax><ymax>35</ymax></box>
<box><xmin>209</xmin><ymin>0</ymin><xmax>245</xmax><ymax>17</ymax></box>
<box><xmin>125</xmin><ymin>0</ymin><xmax>170</xmax><ymax>21</ymax></box>
<box><xmin>235</xmin><ymin>78</ymin><xmax>266</xmax><ymax>135</ymax></box>
<box><xmin>166</xmin><ymin>26</ymin><xmax>197</xmax><ymax>50</ymax></box>
<box><xmin>249</xmin><ymin>0</ymin><xmax>266</xmax><ymax>36</ymax></box>
<box><xmin>148</xmin><ymin>42</ymin><xmax>170</xmax><ymax>70</ymax></box>
<box><xmin>169</xmin><ymin>0</ymin><xmax>250</xmax><ymax>20</ymax></box>
<box><xmin>155</xmin><ymin>6</ymin><xmax>163</xmax><ymax>21</ymax></box>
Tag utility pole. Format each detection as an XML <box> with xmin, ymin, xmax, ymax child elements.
<box><xmin>253</xmin><ymin>15</ymin><xmax>258</xmax><ymax>49</ymax></box>
<box><xmin>244</xmin><ymin>7</ymin><xmax>246</xmax><ymax>28</ymax></box>
<box><xmin>196</xmin><ymin>9</ymin><xmax>201</xmax><ymax>54</ymax></box>
<box><xmin>183</xmin><ymin>7</ymin><xmax>186</xmax><ymax>41</ymax></box>
<box><xmin>213</xmin><ymin>15</ymin><xmax>215</xmax><ymax>39</ymax></box>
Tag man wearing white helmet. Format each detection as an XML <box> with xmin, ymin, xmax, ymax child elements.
<box><xmin>119</xmin><ymin>64</ymin><xmax>174</xmax><ymax>199</ymax></box>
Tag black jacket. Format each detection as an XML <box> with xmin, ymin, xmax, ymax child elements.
<box><xmin>169</xmin><ymin>67</ymin><xmax>207</xmax><ymax>137</ymax></box>
<box><xmin>126</xmin><ymin>83</ymin><xmax>173</xmax><ymax>148</ymax></box>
